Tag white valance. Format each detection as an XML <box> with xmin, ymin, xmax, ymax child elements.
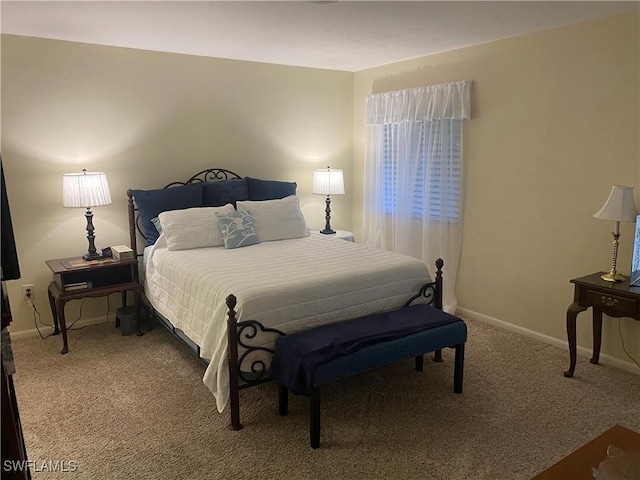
<box><xmin>365</xmin><ymin>80</ymin><xmax>471</xmax><ymax>125</ymax></box>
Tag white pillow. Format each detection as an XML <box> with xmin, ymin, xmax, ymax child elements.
<box><xmin>236</xmin><ymin>195</ymin><xmax>309</xmax><ymax>242</ymax></box>
<box><xmin>158</xmin><ymin>204</ymin><xmax>234</xmax><ymax>251</ymax></box>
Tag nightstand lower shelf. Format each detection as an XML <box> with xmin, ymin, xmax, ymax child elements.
<box><xmin>45</xmin><ymin>256</ymin><xmax>142</xmax><ymax>354</ymax></box>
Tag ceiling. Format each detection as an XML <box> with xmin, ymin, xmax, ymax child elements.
<box><xmin>1</xmin><ymin>1</ymin><xmax>638</xmax><ymax>72</ymax></box>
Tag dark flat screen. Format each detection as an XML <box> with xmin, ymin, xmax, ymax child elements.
<box><xmin>631</xmin><ymin>215</ymin><xmax>640</xmax><ymax>287</ymax></box>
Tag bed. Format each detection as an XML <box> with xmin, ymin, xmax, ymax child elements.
<box><xmin>127</xmin><ymin>168</ymin><xmax>443</xmax><ymax>429</ymax></box>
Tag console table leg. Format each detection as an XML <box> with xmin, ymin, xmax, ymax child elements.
<box><xmin>47</xmin><ymin>283</ymin><xmax>60</xmax><ymax>336</ymax></box>
<box><xmin>56</xmin><ymin>299</ymin><xmax>69</xmax><ymax>355</ymax></box>
<box><xmin>564</xmin><ymin>302</ymin><xmax>586</xmax><ymax>378</ymax></box>
<box><xmin>590</xmin><ymin>308</ymin><xmax>603</xmax><ymax>365</ymax></box>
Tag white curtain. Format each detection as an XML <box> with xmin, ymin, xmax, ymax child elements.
<box><xmin>363</xmin><ymin>80</ymin><xmax>471</xmax><ymax>313</ymax></box>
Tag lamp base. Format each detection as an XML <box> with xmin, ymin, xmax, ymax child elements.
<box><xmin>83</xmin><ymin>252</ymin><xmax>103</xmax><ymax>261</ymax></box>
<box><xmin>319</xmin><ymin>228</ymin><xmax>336</xmax><ymax>235</ymax></box>
<box><xmin>601</xmin><ymin>271</ymin><xmax>625</xmax><ymax>282</ymax></box>
<box><xmin>601</xmin><ymin>230</ymin><xmax>624</xmax><ymax>282</ymax></box>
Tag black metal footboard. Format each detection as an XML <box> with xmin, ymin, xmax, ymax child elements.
<box><xmin>225</xmin><ymin>295</ymin><xmax>285</xmax><ymax>430</ymax></box>
<box><xmin>225</xmin><ymin>258</ymin><xmax>444</xmax><ymax>431</ymax></box>
<box><xmin>404</xmin><ymin>258</ymin><xmax>443</xmax><ymax>309</ymax></box>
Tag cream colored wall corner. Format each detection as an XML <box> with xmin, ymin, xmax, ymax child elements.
<box><xmin>353</xmin><ymin>12</ymin><xmax>640</xmax><ymax>370</ymax></box>
<box><xmin>1</xmin><ymin>35</ymin><xmax>353</xmax><ymax>333</ymax></box>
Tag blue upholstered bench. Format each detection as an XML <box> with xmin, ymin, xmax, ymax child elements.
<box><xmin>270</xmin><ymin>304</ymin><xmax>467</xmax><ymax>449</ymax></box>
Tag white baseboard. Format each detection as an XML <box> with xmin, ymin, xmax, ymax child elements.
<box><xmin>8</xmin><ymin>316</ymin><xmax>110</xmax><ymax>340</ymax></box>
<box><xmin>10</xmin><ymin>307</ymin><xmax>639</xmax><ymax>375</ymax></box>
<box><xmin>456</xmin><ymin>307</ymin><xmax>640</xmax><ymax>376</ymax></box>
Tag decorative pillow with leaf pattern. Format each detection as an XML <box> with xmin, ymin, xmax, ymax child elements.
<box><xmin>215</xmin><ymin>210</ymin><xmax>261</xmax><ymax>249</ymax></box>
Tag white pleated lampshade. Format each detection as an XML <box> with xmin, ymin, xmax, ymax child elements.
<box><xmin>593</xmin><ymin>185</ymin><xmax>638</xmax><ymax>222</ymax></box>
<box><xmin>63</xmin><ymin>170</ymin><xmax>112</xmax><ymax>208</ymax></box>
<box><xmin>312</xmin><ymin>167</ymin><xmax>345</xmax><ymax>196</ymax></box>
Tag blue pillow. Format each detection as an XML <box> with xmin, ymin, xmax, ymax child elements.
<box><xmin>150</xmin><ymin>216</ymin><xmax>163</xmax><ymax>235</ymax></box>
<box><xmin>246</xmin><ymin>177</ymin><xmax>297</xmax><ymax>201</ymax></box>
<box><xmin>215</xmin><ymin>210</ymin><xmax>261</xmax><ymax>249</ymax></box>
<box><xmin>202</xmin><ymin>179</ymin><xmax>249</xmax><ymax>207</ymax></box>
<box><xmin>131</xmin><ymin>183</ymin><xmax>203</xmax><ymax>245</ymax></box>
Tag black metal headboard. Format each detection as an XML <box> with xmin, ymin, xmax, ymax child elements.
<box><xmin>164</xmin><ymin>168</ymin><xmax>241</xmax><ymax>188</ymax></box>
<box><xmin>126</xmin><ymin>168</ymin><xmax>242</xmax><ymax>261</ymax></box>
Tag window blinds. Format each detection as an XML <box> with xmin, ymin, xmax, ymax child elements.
<box><xmin>382</xmin><ymin>119</ymin><xmax>462</xmax><ymax>221</ymax></box>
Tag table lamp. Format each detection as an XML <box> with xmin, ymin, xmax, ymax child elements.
<box><xmin>312</xmin><ymin>166</ymin><xmax>345</xmax><ymax>234</ymax></box>
<box><xmin>593</xmin><ymin>185</ymin><xmax>639</xmax><ymax>282</ymax></box>
<box><xmin>63</xmin><ymin>169</ymin><xmax>112</xmax><ymax>260</ymax></box>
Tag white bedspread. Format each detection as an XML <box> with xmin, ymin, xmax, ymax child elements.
<box><xmin>145</xmin><ymin>234</ymin><xmax>430</xmax><ymax>412</ymax></box>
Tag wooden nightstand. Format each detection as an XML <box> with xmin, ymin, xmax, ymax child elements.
<box><xmin>46</xmin><ymin>256</ymin><xmax>141</xmax><ymax>354</ymax></box>
<box><xmin>312</xmin><ymin>230</ymin><xmax>355</xmax><ymax>242</ymax></box>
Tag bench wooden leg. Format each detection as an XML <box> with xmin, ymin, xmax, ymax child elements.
<box><xmin>310</xmin><ymin>387</ymin><xmax>321</xmax><ymax>449</ymax></box>
<box><xmin>454</xmin><ymin>343</ymin><xmax>465</xmax><ymax>394</ymax></box>
<box><xmin>414</xmin><ymin>354</ymin><xmax>424</xmax><ymax>372</ymax></box>
<box><xmin>434</xmin><ymin>349</ymin><xmax>443</xmax><ymax>363</ymax></box>
<box><xmin>279</xmin><ymin>384</ymin><xmax>289</xmax><ymax>416</ymax></box>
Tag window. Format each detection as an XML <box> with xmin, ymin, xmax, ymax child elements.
<box><xmin>383</xmin><ymin>119</ymin><xmax>462</xmax><ymax>222</ymax></box>
<box><xmin>364</xmin><ymin>80</ymin><xmax>470</xmax><ymax>312</ymax></box>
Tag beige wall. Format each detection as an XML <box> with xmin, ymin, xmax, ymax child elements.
<box><xmin>353</xmin><ymin>13</ymin><xmax>640</xmax><ymax>367</ymax></box>
<box><xmin>1</xmin><ymin>35</ymin><xmax>353</xmax><ymax>332</ymax></box>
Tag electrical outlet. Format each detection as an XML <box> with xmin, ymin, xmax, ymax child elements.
<box><xmin>22</xmin><ymin>284</ymin><xmax>34</xmax><ymax>302</ymax></box>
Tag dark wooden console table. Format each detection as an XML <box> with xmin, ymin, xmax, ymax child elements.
<box><xmin>564</xmin><ymin>272</ymin><xmax>640</xmax><ymax>377</ymax></box>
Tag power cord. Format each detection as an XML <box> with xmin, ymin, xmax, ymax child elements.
<box><xmin>65</xmin><ymin>298</ymin><xmax>86</xmax><ymax>330</ymax></box>
<box><xmin>32</xmin><ymin>293</ymin><xmax>114</xmax><ymax>340</ymax></box>
<box><xmin>67</xmin><ymin>295</ymin><xmax>111</xmax><ymax>330</ymax></box>
<box><xmin>618</xmin><ymin>318</ymin><xmax>640</xmax><ymax>370</ymax></box>
<box><xmin>28</xmin><ymin>292</ymin><xmax>54</xmax><ymax>340</ymax></box>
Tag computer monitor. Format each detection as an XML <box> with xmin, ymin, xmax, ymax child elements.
<box><xmin>631</xmin><ymin>215</ymin><xmax>640</xmax><ymax>287</ymax></box>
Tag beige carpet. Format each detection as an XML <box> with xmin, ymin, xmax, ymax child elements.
<box><xmin>9</xmin><ymin>315</ymin><xmax>640</xmax><ymax>480</ymax></box>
